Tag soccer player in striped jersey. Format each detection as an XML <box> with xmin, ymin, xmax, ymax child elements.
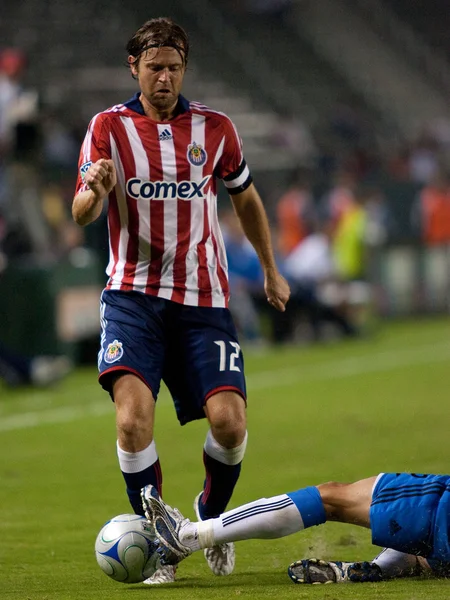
<box><xmin>142</xmin><ymin>472</ymin><xmax>450</xmax><ymax>584</ymax></box>
<box><xmin>72</xmin><ymin>17</ymin><xmax>290</xmax><ymax>585</ymax></box>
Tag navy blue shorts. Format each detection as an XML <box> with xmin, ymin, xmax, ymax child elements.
<box><xmin>98</xmin><ymin>290</ymin><xmax>247</xmax><ymax>425</ymax></box>
<box><xmin>370</xmin><ymin>473</ymin><xmax>450</xmax><ymax>561</ymax></box>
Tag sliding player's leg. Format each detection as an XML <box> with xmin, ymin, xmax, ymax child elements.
<box><xmin>142</xmin><ymin>476</ymin><xmax>375</xmax><ymax>566</ymax></box>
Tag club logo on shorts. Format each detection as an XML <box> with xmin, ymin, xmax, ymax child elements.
<box><xmin>104</xmin><ymin>339</ymin><xmax>124</xmax><ymax>363</ymax></box>
<box><xmin>187</xmin><ymin>142</ymin><xmax>207</xmax><ymax>166</ymax></box>
<box><xmin>80</xmin><ymin>161</ymin><xmax>92</xmax><ymax>180</ymax></box>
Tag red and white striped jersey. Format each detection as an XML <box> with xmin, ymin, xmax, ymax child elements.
<box><xmin>75</xmin><ymin>93</ymin><xmax>253</xmax><ymax>308</ymax></box>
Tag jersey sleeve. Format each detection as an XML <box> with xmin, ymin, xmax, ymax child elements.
<box><xmin>74</xmin><ymin>113</ymin><xmax>111</xmax><ymax>196</ymax></box>
<box><xmin>216</xmin><ymin>116</ymin><xmax>253</xmax><ymax>195</ymax></box>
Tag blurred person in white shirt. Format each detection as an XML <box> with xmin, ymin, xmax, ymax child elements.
<box><xmin>276</xmin><ymin>223</ymin><xmax>357</xmax><ymax>343</ymax></box>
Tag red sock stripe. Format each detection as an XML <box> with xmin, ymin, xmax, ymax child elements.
<box><xmin>154</xmin><ymin>458</ymin><xmax>163</xmax><ymax>498</ymax></box>
<box><xmin>202</xmin><ymin>449</ymin><xmax>211</xmax><ymax>504</ymax></box>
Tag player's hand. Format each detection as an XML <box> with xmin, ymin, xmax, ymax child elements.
<box><xmin>84</xmin><ymin>159</ymin><xmax>117</xmax><ymax>199</ymax></box>
<box><xmin>264</xmin><ymin>270</ymin><xmax>290</xmax><ymax>312</ymax></box>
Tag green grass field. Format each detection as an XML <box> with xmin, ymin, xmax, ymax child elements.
<box><xmin>2</xmin><ymin>317</ymin><xmax>450</xmax><ymax>599</ymax></box>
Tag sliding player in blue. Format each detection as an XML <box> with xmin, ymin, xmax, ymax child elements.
<box><xmin>141</xmin><ymin>472</ymin><xmax>450</xmax><ymax>583</ymax></box>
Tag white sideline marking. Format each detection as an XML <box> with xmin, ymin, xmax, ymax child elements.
<box><xmin>247</xmin><ymin>341</ymin><xmax>450</xmax><ymax>389</ymax></box>
<box><xmin>0</xmin><ymin>402</ymin><xmax>113</xmax><ymax>432</ymax></box>
<box><xmin>1</xmin><ymin>341</ymin><xmax>450</xmax><ymax>433</ymax></box>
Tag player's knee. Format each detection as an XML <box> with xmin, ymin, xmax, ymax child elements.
<box><xmin>317</xmin><ymin>481</ymin><xmax>349</xmax><ymax>500</ymax></box>
<box><xmin>116</xmin><ymin>411</ymin><xmax>139</xmax><ymax>436</ymax></box>
<box><xmin>317</xmin><ymin>481</ymin><xmax>350</xmax><ymax>517</ymax></box>
<box><xmin>215</xmin><ymin>425</ymin><xmax>246</xmax><ymax>449</ymax></box>
<box><xmin>116</xmin><ymin>411</ymin><xmax>153</xmax><ymax>447</ymax></box>
<box><xmin>207</xmin><ymin>404</ymin><xmax>247</xmax><ymax>448</ymax></box>
<box><xmin>113</xmin><ymin>375</ymin><xmax>155</xmax><ymax>447</ymax></box>
<box><xmin>317</xmin><ymin>481</ymin><xmax>372</xmax><ymax>526</ymax></box>
<box><xmin>211</xmin><ymin>418</ymin><xmax>246</xmax><ymax>447</ymax></box>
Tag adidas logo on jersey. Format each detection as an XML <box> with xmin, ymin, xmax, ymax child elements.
<box><xmin>389</xmin><ymin>519</ymin><xmax>402</xmax><ymax>535</ymax></box>
<box><xmin>126</xmin><ymin>175</ymin><xmax>211</xmax><ymax>201</ymax></box>
<box><xmin>158</xmin><ymin>128</ymin><xmax>172</xmax><ymax>141</ymax></box>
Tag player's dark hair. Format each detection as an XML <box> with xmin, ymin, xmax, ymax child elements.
<box><xmin>126</xmin><ymin>17</ymin><xmax>189</xmax><ymax>70</ymax></box>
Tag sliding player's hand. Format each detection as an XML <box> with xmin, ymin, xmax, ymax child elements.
<box><xmin>85</xmin><ymin>159</ymin><xmax>117</xmax><ymax>199</ymax></box>
<box><xmin>265</xmin><ymin>270</ymin><xmax>290</xmax><ymax>312</ymax></box>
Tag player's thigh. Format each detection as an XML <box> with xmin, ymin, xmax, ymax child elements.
<box><xmin>98</xmin><ymin>290</ymin><xmax>166</xmax><ymax>401</ymax></box>
<box><xmin>370</xmin><ymin>473</ymin><xmax>450</xmax><ymax>557</ymax></box>
<box><xmin>163</xmin><ymin>305</ymin><xmax>247</xmax><ymax>426</ymax></box>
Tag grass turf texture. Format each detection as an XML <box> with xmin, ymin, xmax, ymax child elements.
<box><xmin>2</xmin><ymin>317</ymin><xmax>450</xmax><ymax>599</ymax></box>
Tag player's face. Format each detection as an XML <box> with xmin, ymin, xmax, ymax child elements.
<box><xmin>131</xmin><ymin>47</ymin><xmax>186</xmax><ymax>113</ymax></box>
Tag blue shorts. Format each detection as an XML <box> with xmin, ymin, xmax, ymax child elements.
<box><xmin>370</xmin><ymin>473</ymin><xmax>450</xmax><ymax>561</ymax></box>
<box><xmin>98</xmin><ymin>290</ymin><xmax>246</xmax><ymax>425</ymax></box>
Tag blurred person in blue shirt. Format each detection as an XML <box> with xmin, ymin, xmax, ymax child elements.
<box><xmin>220</xmin><ymin>209</ymin><xmax>264</xmax><ymax>343</ymax></box>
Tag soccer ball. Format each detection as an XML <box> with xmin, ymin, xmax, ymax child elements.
<box><xmin>95</xmin><ymin>514</ymin><xmax>160</xmax><ymax>583</ymax></box>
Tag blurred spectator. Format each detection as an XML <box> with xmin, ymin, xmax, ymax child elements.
<box><xmin>332</xmin><ymin>186</ymin><xmax>368</xmax><ymax>281</ymax></box>
<box><xmin>320</xmin><ymin>170</ymin><xmax>357</xmax><ymax>231</ymax></box>
<box><xmin>0</xmin><ymin>47</ymin><xmax>53</xmax><ymax>261</ymax></box>
<box><xmin>0</xmin><ymin>48</ymin><xmax>39</xmax><ymax>163</ymax></box>
<box><xmin>275</xmin><ymin>169</ymin><xmax>316</xmax><ymax>257</ymax></box>
<box><xmin>0</xmin><ymin>49</ymin><xmax>85</xmax><ymax>264</ymax></box>
<box><xmin>275</xmin><ymin>223</ymin><xmax>357</xmax><ymax>342</ymax></box>
<box><xmin>330</xmin><ymin>186</ymin><xmax>376</xmax><ymax>329</ymax></box>
<box><xmin>283</xmin><ymin>223</ymin><xmax>335</xmax><ymax>284</ymax></box>
<box><xmin>411</xmin><ymin>171</ymin><xmax>450</xmax><ymax>246</ymax></box>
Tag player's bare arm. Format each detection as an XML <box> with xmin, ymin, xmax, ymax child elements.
<box><xmin>231</xmin><ymin>183</ymin><xmax>290</xmax><ymax>312</ymax></box>
<box><xmin>72</xmin><ymin>159</ymin><xmax>117</xmax><ymax>226</ymax></box>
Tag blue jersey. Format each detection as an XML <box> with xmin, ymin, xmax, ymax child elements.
<box><xmin>97</xmin><ymin>289</ymin><xmax>246</xmax><ymax>425</ymax></box>
<box><xmin>370</xmin><ymin>473</ymin><xmax>450</xmax><ymax>562</ymax></box>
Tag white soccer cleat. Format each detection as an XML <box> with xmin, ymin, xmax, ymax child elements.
<box><xmin>194</xmin><ymin>492</ymin><xmax>235</xmax><ymax>576</ymax></box>
<box><xmin>143</xmin><ymin>564</ymin><xmax>177</xmax><ymax>585</ymax></box>
<box><xmin>141</xmin><ymin>484</ymin><xmax>192</xmax><ymax>565</ymax></box>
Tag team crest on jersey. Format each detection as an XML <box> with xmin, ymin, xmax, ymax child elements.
<box><xmin>104</xmin><ymin>340</ymin><xmax>124</xmax><ymax>364</ymax></box>
<box><xmin>80</xmin><ymin>160</ymin><xmax>92</xmax><ymax>181</ymax></box>
<box><xmin>187</xmin><ymin>142</ymin><xmax>207</xmax><ymax>166</ymax></box>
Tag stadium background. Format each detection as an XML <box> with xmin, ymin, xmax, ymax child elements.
<box><xmin>1</xmin><ymin>2</ymin><xmax>450</xmax><ymax>599</ymax></box>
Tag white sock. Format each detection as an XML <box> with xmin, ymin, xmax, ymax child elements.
<box><xmin>372</xmin><ymin>548</ymin><xmax>420</xmax><ymax>578</ymax></box>
<box><xmin>204</xmin><ymin>429</ymin><xmax>248</xmax><ymax>465</ymax></box>
<box><xmin>179</xmin><ymin>521</ymin><xmax>202</xmax><ymax>552</ymax></box>
<box><xmin>183</xmin><ymin>494</ymin><xmax>305</xmax><ymax>548</ymax></box>
<box><xmin>116</xmin><ymin>440</ymin><xmax>158</xmax><ymax>472</ymax></box>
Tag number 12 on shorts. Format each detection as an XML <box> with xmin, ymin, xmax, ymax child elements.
<box><xmin>214</xmin><ymin>341</ymin><xmax>241</xmax><ymax>372</ymax></box>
